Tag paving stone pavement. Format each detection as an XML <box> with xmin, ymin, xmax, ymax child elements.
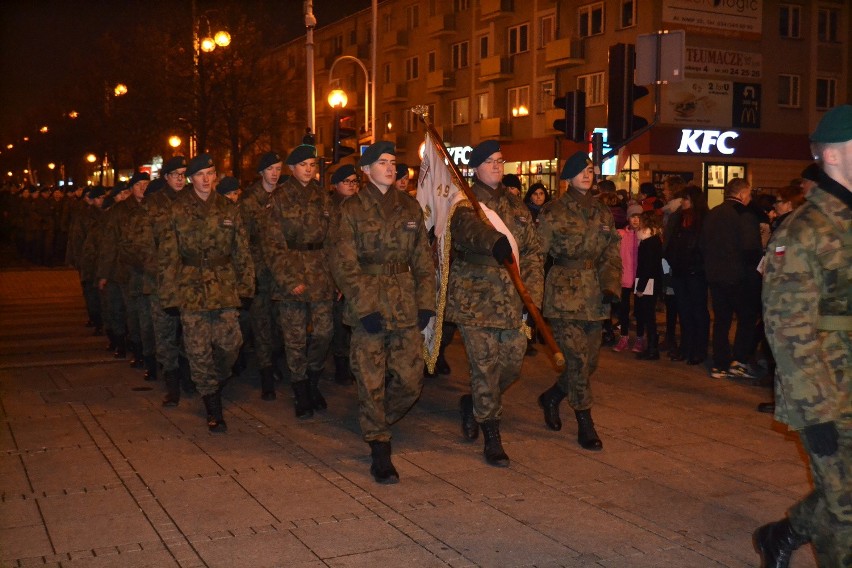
<box><xmin>0</xmin><ymin>268</ymin><xmax>819</xmax><ymax>567</ymax></box>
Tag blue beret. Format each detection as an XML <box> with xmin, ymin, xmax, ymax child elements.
<box><xmin>358</xmin><ymin>141</ymin><xmax>395</xmax><ymax>166</ymax></box>
<box><xmin>395</xmin><ymin>163</ymin><xmax>409</xmax><ymax>181</ymax></box>
<box><xmin>257</xmin><ymin>151</ymin><xmax>283</xmax><ymax>172</ymax></box>
<box><xmin>810</xmin><ymin>104</ymin><xmax>852</xmax><ymax>143</ymax></box>
<box><xmin>331</xmin><ymin>164</ymin><xmax>356</xmax><ymax>184</ymax></box>
<box><xmin>560</xmin><ymin>151</ymin><xmax>592</xmax><ymax>180</ymax></box>
<box><xmin>187</xmin><ymin>153</ymin><xmax>214</xmax><ymax>177</ymax></box>
<box><xmin>469</xmin><ymin>140</ymin><xmax>501</xmax><ymax>168</ymax></box>
<box><xmin>285</xmin><ymin>145</ymin><xmax>316</xmax><ymax>166</ymax></box>
<box><xmin>162</xmin><ymin>156</ymin><xmax>186</xmax><ymax>175</ymax></box>
<box><xmin>502</xmin><ymin>174</ymin><xmax>521</xmax><ymax>189</ymax></box>
<box><xmin>146</xmin><ymin>177</ymin><xmax>166</xmax><ymax>195</ymax></box>
<box><xmin>128</xmin><ymin>172</ymin><xmax>150</xmax><ymax>187</ymax></box>
<box><xmin>216</xmin><ymin>176</ymin><xmax>240</xmax><ymax>195</ymax></box>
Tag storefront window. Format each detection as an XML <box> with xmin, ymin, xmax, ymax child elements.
<box><xmin>504</xmin><ymin>159</ymin><xmax>559</xmax><ymax>198</ymax></box>
<box><xmin>704</xmin><ymin>162</ymin><xmax>747</xmax><ymax>208</ymax></box>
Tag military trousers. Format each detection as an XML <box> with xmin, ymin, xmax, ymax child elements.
<box><xmin>249</xmin><ymin>285</ymin><xmax>276</xmax><ymax>369</ymax></box>
<box><xmin>790</xmin><ymin>424</ymin><xmax>852</xmax><ymax>568</ymax></box>
<box><xmin>103</xmin><ymin>281</ymin><xmax>126</xmax><ymax>337</ymax></box>
<box><xmin>138</xmin><ymin>294</ymin><xmax>155</xmax><ymax>357</ymax></box>
<box><xmin>457</xmin><ymin>325</ymin><xmax>526</xmax><ymax>422</ymax></box>
<box><xmin>552</xmin><ymin>319</ymin><xmax>602</xmax><ymax>411</ymax></box>
<box><xmin>81</xmin><ymin>280</ymin><xmax>102</xmax><ymax>328</ymax></box>
<box><xmin>121</xmin><ymin>284</ymin><xmax>141</xmax><ymax>346</ymax></box>
<box><xmin>350</xmin><ymin>326</ymin><xmax>424</xmax><ymax>443</ymax></box>
<box><xmin>149</xmin><ymin>293</ymin><xmax>181</xmax><ymax>372</ymax></box>
<box><xmin>331</xmin><ymin>295</ymin><xmax>351</xmax><ymax>358</ymax></box>
<box><xmin>277</xmin><ymin>300</ymin><xmax>333</xmax><ymax>383</ymax></box>
<box><xmin>181</xmin><ymin>309</ymin><xmax>242</xmax><ymax>396</ymax></box>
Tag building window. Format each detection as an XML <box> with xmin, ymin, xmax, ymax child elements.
<box><xmin>619</xmin><ymin>0</ymin><xmax>636</xmax><ymax>29</ymax></box>
<box><xmin>477</xmin><ymin>93</ymin><xmax>489</xmax><ymax>120</ymax></box>
<box><xmin>452</xmin><ymin>41</ymin><xmax>469</xmax><ymax>69</ymax></box>
<box><xmin>778</xmin><ymin>74</ymin><xmax>800</xmax><ymax>108</ymax></box>
<box><xmin>816</xmin><ymin>77</ymin><xmax>837</xmax><ymax>110</ymax></box>
<box><xmin>451</xmin><ymin>98</ymin><xmax>470</xmax><ymax>126</ymax></box>
<box><xmin>818</xmin><ymin>8</ymin><xmax>839</xmax><ymax>43</ymax></box>
<box><xmin>578</xmin><ymin>2</ymin><xmax>604</xmax><ymax>38</ymax></box>
<box><xmin>382</xmin><ymin>111</ymin><xmax>392</xmax><ymax>134</ymax></box>
<box><xmin>405</xmin><ymin>56</ymin><xmax>419</xmax><ymax>81</ymax></box>
<box><xmin>383</xmin><ymin>13</ymin><xmax>392</xmax><ymax>33</ymax></box>
<box><xmin>406</xmin><ymin>4</ymin><xmax>420</xmax><ymax>29</ymax></box>
<box><xmin>331</xmin><ymin>35</ymin><xmax>343</xmax><ymax>55</ymax></box>
<box><xmin>349</xmin><ymin>29</ymin><xmax>357</xmax><ymax>45</ymax></box>
<box><xmin>779</xmin><ymin>4</ymin><xmax>801</xmax><ymax>38</ymax></box>
<box><xmin>577</xmin><ymin>72</ymin><xmax>604</xmax><ymax>106</ymax></box>
<box><xmin>428</xmin><ymin>50</ymin><xmax>436</xmax><ymax>73</ymax></box>
<box><xmin>508</xmin><ymin>23</ymin><xmax>530</xmax><ymax>55</ymax></box>
<box><xmin>539</xmin><ymin>15</ymin><xmax>555</xmax><ymax>48</ymax></box>
<box><xmin>538</xmin><ymin>80</ymin><xmax>555</xmax><ymax>113</ymax></box>
<box><xmin>384</xmin><ymin>63</ymin><xmax>392</xmax><ymax>83</ymax></box>
<box><xmin>454</xmin><ymin>0</ymin><xmax>469</xmax><ymax>11</ymax></box>
<box><xmin>478</xmin><ymin>34</ymin><xmax>489</xmax><ymax>60</ymax></box>
<box><xmin>507</xmin><ymin>85</ymin><xmax>530</xmax><ymax>117</ymax></box>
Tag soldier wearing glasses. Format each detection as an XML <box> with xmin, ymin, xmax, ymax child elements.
<box><xmin>329</xmin><ymin>165</ymin><xmax>359</xmax><ymax>385</ymax></box>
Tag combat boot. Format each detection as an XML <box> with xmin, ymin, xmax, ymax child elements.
<box><xmin>538</xmin><ymin>384</ymin><xmax>565</xmax><ymax>431</ymax></box>
<box><xmin>143</xmin><ymin>356</ymin><xmax>158</xmax><ymax>381</ymax></box>
<box><xmin>128</xmin><ymin>342</ymin><xmax>144</xmax><ymax>368</ymax></box>
<box><xmin>259</xmin><ymin>367</ymin><xmax>276</xmax><ymax>401</ymax></box>
<box><xmin>292</xmin><ymin>380</ymin><xmax>314</xmax><ymax>419</ymax></box>
<box><xmin>459</xmin><ymin>394</ymin><xmax>479</xmax><ymax>440</ymax></box>
<box><xmin>575</xmin><ymin>409</ymin><xmax>603</xmax><ymax>451</ymax></box>
<box><xmin>307</xmin><ymin>369</ymin><xmax>327</xmax><ymax>410</ymax></box>
<box><xmin>752</xmin><ymin>518</ymin><xmax>807</xmax><ymax>568</ymax></box>
<box><xmin>481</xmin><ymin>420</ymin><xmax>509</xmax><ymax>467</ymax></box>
<box><xmin>162</xmin><ymin>370</ymin><xmax>180</xmax><ymax>407</ymax></box>
<box><xmin>368</xmin><ymin>440</ymin><xmax>399</xmax><ymax>484</ymax></box>
<box><xmin>334</xmin><ymin>356</ymin><xmax>354</xmax><ymax>384</ymax></box>
<box><xmin>202</xmin><ymin>391</ymin><xmax>227</xmax><ymax>433</ymax></box>
<box><xmin>113</xmin><ymin>335</ymin><xmax>127</xmax><ymax>359</ymax></box>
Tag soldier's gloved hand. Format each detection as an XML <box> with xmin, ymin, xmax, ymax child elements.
<box><xmin>164</xmin><ymin>307</ymin><xmax>180</xmax><ymax>317</ymax></box>
<box><xmin>803</xmin><ymin>421</ymin><xmax>839</xmax><ymax>457</ymax></box>
<box><xmin>602</xmin><ymin>289</ymin><xmax>620</xmax><ymax>304</ymax></box>
<box><xmin>492</xmin><ymin>236</ymin><xmax>513</xmax><ymax>264</ymax></box>
<box><xmin>240</xmin><ymin>297</ymin><xmax>253</xmax><ymax>311</ymax></box>
<box><xmin>417</xmin><ymin>309</ymin><xmax>435</xmax><ymax>331</ymax></box>
<box><xmin>360</xmin><ymin>312</ymin><xmax>384</xmax><ymax>334</ymax></box>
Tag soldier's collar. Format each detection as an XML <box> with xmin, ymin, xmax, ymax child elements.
<box><xmin>816</xmin><ymin>171</ymin><xmax>852</xmax><ymax>209</ymax></box>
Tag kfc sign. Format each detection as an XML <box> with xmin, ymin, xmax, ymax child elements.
<box><xmin>447</xmin><ymin>145</ymin><xmax>473</xmax><ymax>165</ymax></box>
<box><xmin>677</xmin><ymin>129</ymin><xmax>739</xmax><ymax>155</ymax></box>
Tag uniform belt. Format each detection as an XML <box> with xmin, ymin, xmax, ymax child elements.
<box><xmin>552</xmin><ymin>257</ymin><xmax>595</xmax><ymax>269</ymax></box>
<box><xmin>816</xmin><ymin>315</ymin><xmax>852</xmax><ymax>331</ymax></box>
<box><xmin>181</xmin><ymin>253</ymin><xmax>231</xmax><ymax>268</ymax></box>
<box><xmin>286</xmin><ymin>241</ymin><xmax>324</xmax><ymax>251</ymax></box>
<box><xmin>359</xmin><ymin>262</ymin><xmax>410</xmax><ymax>275</ymax></box>
<box><xmin>455</xmin><ymin>249</ymin><xmax>500</xmax><ymax>266</ymax></box>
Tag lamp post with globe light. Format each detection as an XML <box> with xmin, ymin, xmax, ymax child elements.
<box><xmin>191</xmin><ymin>1</ymin><xmax>231</xmax><ymax>157</ymax></box>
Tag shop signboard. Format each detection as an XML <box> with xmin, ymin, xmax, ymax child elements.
<box><xmin>685</xmin><ymin>46</ymin><xmax>761</xmax><ymax>80</ymax></box>
<box><xmin>732</xmin><ymin>83</ymin><xmax>761</xmax><ymax>129</ymax></box>
<box><xmin>662</xmin><ymin>80</ymin><xmax>733</xmax><ymax>127</ymax></box>
<box><xmin>663</xmin><ymin>0</ymin><xmax>763</xmax><ymax>40</ymax></box>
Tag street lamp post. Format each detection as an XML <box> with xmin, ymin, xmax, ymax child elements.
<box><xmin>328</xmin><ymin>56</ymin><xmax>372</xmax><ymax>144</ymax></box>
<box><xmin>191</xmin><ymin>0</ymin><xmax>231</xmax><ymax>158</ymax></box>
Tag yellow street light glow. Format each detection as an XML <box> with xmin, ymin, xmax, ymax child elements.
<box><xmin>23</xmin><ymin>169</ymin><xmax>29</xmax><ymax>174</ymax></box>
<box><xmin>48</xmin><ymin>163</ymin><xmax>56</xmax><ymax>170</ymax></box>
<box><xmin>169</xmin><ymin>135</ymin><xmax>182</xmax><ymax>148</ymax></box>
<box><xmin>23</xmin><ymin>136</ymin><xmax>29</xmax><ymax>142</ymax></box>
<box><xmin>114</xmin><ymin>83</ymin><xmax>128</xmax><ymax>96</ymax></box>
<box><xmin>86</xmin><ymin>154</ymin><xmax>97</xmax><ymax>163</ymax></box>
<box><xmin>6</xmin><ymin>172</ymin><xmax>12</xmax><ymax>177</ymax></box>
<box><xmin>214</xmin><ymin>30</ymin><xmax>231</xmax><ymax>47</ymax></box>
<box><xmin>200</xmin><ymin>36</ymin><xmax>216</xmax><ymax>52</ymax></box>
<box><xmin>40</xmin><ymin>126</ymin><xmax>49</xmax><ymax>133</ymax></box>
<box><xmin>69</xmin><ymin>111</ymin><xmax>79</xmax><ymax>119</ymax></box>
<box><xmin>6</xmin><ymin>144</ymin><xmax>12</xmax><ymax>149</ymax></box>
<box><xmin>327</xmin><ymin>88</ymin><xmax>348</xmax><ymax>109</ymax></box>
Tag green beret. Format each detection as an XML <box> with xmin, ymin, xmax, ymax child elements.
<box><xmin>187</xmin><ymin>153</ymin><xmax>214</xmax><ymax>177</ymax></box>
<box><xmin>128</xmin><ymin>172</ymin><xmax>150</xmax><ymax>187</ymax></box>
<box><xmin>469</xmin><ymin>140</ymin><xmax>501</xmax><ymax>168</ymax></box>
<box><xmin>257</xmin><ymin>151</ymin><xmax>283</xmax><ymax>172</ymax></box>
<box><xmin>331</xmin><ymin>164</ymin><xmax>356</xmax><ymax>184</ymax></box>
<box><xmin>358</xmin><ymin>141</ymin><xmax>395</xmax><ymax>166</ymax></box>
<box><xmin>162</xmin><ymin>156</ymin><xmax>186</xmax><ymax>175</ymax></box>
<box><xmin>395</xmin><ymin>163</ymin><xmax>409</xmax><ymax>181</ymax></box>
<box><xmin>285</xmin><ymin>145</ymin><xmax>316</xmax><ymax>166</ymax></box>
<box><xmin>216</xmin><ymin>176</ymin><xmax>240</xmax><ymax>195</ymax></box>
<box><xmin>810</xmin><ymin>104</ymin><xmax>852</xmax><ymax>143</ymax></box>
<box><xmin>560</xmin><ymin>151</ymin><xmax>592</xmax><ymax>180</ymax></box>
<box><xmin>146</xmin><ymin>177</ymin><xmax>166</xmax><ymax>195</ymax></box>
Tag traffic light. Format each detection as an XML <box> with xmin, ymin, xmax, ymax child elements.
<box><xmin>332</xmin><ymin>109</ymin><xmax>357</xmax><ymax>164</ymax></box>
<box><xmin>607</xmin><ymin>43</ymin><xmax>650</xmax><ymax>148</ymax></box>
<box><xmin>552</xmin><ymin>90</ymin><xmax>586</xmax><ymax>142</ymax></box>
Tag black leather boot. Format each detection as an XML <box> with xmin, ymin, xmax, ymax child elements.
<box><xmin>162</xmin><ymin>370</ymin><xmax>180</xmax><ymax>407</ymax></box>
<box><xmin>481</xmin><ymin>420</ymin><xmax>509</xmax><ymax>467</ymax></box>
<box><xmin>113</xmin><ymin>335</ymin><xmax>127</xmax><ymax>359</ymax></box>
<box><xmin>202</xmin><ymin>391</ymin><xmax>227</xmax><ymax>433</ymax></box>
<box><xmin>459</xmin><ymin>394</ymin><xmax>479</xmax><ymax>441</ymax></box>
<box><xmin>368</xmin><ymin>440</ymin><xmax>399</xmax><ymax>484</ymax></box>
<box><xmin>334</xmin><ymin>356</ymin><xmax>354</xmax><ymax>384</ymax></box>
<box><xmin>752</xmin><ymin>518</ymin><xmax>807</xmax><ymax>568</ymax></box>
<box><xmin>143</xmin><ymin>356</ymin><xmax>158</xmax><ymax>381</ymax></box>
<box><xmin>292</xmin><ymin>380</ymin><xmax>314</xmax><ymax>419</ymax></box>
<box><xmin>538</xmin><ymin>384</ymin><xmax>565</xmax><ymax>431</ymax></box>
<box><xmin>307</xmin><ymin>369</ymin><xmax>327</xmax><ymax>410</ymax></box>
<box><xmin>259</xmin><ymin>367</ymin><xmax>276</xmax><ymax>401</ymax></box>
<box><xmin>575</xmin><ymin>409</ymin><xmax>603</xmax><ymax>451</ymax></box>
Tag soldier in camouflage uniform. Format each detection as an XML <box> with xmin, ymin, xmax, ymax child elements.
<box><xmin>329</xmin><ymin>164</ymin><xmax>359</xmax><ymax>385</ymax></box>
<box><xmin>240</xmin><ymin>151</ymin><xmax>284</xmax><ymax>401</ymax></box>
<box><xmin>97</xmin><ymin>182</ymin><xmax>133</xmax><ymax>359</ymax></box>
<box><xmin>262</xmin><ymin>145</ymin><xmax>334</xmax><ymax>418</ymax></box>
<box><xmin>753</xmin><ymin>105</ymin><xmax>851</xmax><ymax>568</ymax></box>
<box><xmin>158</xmin><ymin>154</ymin><xmax>254</xmax><ymax>432</ymax></box>
<box><xmin>537</xmin><ymin>152</ymin><xmax>621</xmax><ymax>451</ymax></box>
<box><xmin>329</xmin><ymin>142</ymin><xmax>435</xmax><ymax>484</ymax></box>
<box><xmin>79</xmin><ymin>188</ymin><xmax>107</xmax><ymax>334</ymax></box>
<box><xmin>446</xmin><ymin>140</ymin><xmax>544</xmax><ymax>467</ymax></box>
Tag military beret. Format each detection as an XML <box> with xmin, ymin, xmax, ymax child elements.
<box><xmin>331</xmin><ymin>164</ymin><xmax>356</xmax><ymax>184</ymax></box>
<box><xmin>113</xmin><ymin>180</ymin><xmax>127</xmax><ymax>193</ymax></box>
<box><xmin>216</xmin><ymin>176</ymin><xmax>240</xmax><ymax>195</ymax></box>
<box><xmin>810</xmin><ymin>104</ymin><xmax>852</xmax><ymax>143</ymax></box>
<box><xmin>187</xmin><ymin>153</ymin><xmax>214</xmax><ymax>177</ymax></box>
<box><xmin>257</xmin><ymin>151</ymin><xmax>283</xmax><ymax>172</ymax></box>
<box><xmin>395</xmin><ymin>163</ymin><xmax>409</xmax><ymax>181</ymax></box>
<box><xmin>560</xmin><ymin>151</ymin><xmax>592</xmax><ymax>180</ymax></box>
<box><xmin>146</xmin><ymin>177</ymin><xmax>166</xmax><ymax>195</ymax></box>
<box><xmin>128</xmin><ymin>171</ymin><xmax>150</xmax><ymax>187</ymax></box>
<box><xmin>162</xmin><ymin>156</ymin><xmax>186</xmax><ymax>175</ymax></box>
<box><xmin>800</xmin><ymin>162</ymin><xmax>821</xmax><ymax>182</ymax></box>
<box><xmin>502</xmin><ymin>173</ymin><xmax>521</xmax><ymax>190</ymax></box>
<box><xmin>358</xmin><ymin>141</ymin><xmax>395</xmax><ymax>166</ymax></box>
<box><xmin>469</xmin><ymin>140</ymin><xmax>501</xmax><ymax>168</ymax></box>
<box><xmin>89</xmin><ymin>186</ymin><xmax>105</xmax><ymax>199</ymax></box>
<box><xmin>285</xmin><ymin>145</ymin><xmax>317</xmax><ymax>166</ymax></box>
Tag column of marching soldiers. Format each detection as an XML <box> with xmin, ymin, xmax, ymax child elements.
<box><xmin>0</xmin><ymin>142</ymin><xmax>619</xmax><ymax>486</ymax></box>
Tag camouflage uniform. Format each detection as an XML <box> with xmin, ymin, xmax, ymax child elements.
<box><xmin>79</xmin><ymin>206</ymin><xmax>107</xmax><ymax>331</ymax></box>
<box><xmin>121</xmin><ymin>196</ymin><xmax>156</xmax><ymax>365</ymax></box>
<box><xmin>329</xmin><ymin>182</ymin><xmax>435</xmax><ymax>442</ymax></box>
<box><xmin>762</xmin><ymin>174</ymin><xmax>851</xmax><ymax>567</ymax></box>
<box><xmin>445</xmin><ymin>179</ymin><xmax>544</xmax><ymax>422</ymax></box>
<box><xmin>330</xmin><ymin>191</ymin><xmax>352</xmax><ymax>360</ymax></box>
<box><xmin>97</xmin><ymin>200</ymin><xmax>131</xmax><ymax>345</ymax></box>
<box><xmin>158</xmin><ymin>188</ymin><xmax>254</xmax><ymax>395</ymax></box>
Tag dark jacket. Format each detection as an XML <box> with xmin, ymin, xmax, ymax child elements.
<box><xmin>635</xmin><ymin>234</ymin><xmax>662</xmax><ymax>296</ymax></box>
<box><xmin>664</xmin><ymin>209</ymin><xmax>704</xmax><ymax>277</ymax></box>
<box><xmin>700</xmin><ymin>198</ymin><xmax>762</xmax><ymax>286</ymax></box>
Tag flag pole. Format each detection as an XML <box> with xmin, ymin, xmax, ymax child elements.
<box><xmin>412</xmin><ymin>106</ymin><xmax>565</xmax><ymax>371</ymax></box>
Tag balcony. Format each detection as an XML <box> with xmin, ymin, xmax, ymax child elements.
<box><xmin>382</xmin><ymin>82</ymin><xmax>407</xmax><ymax>103</ymax></box>
<box><xmin>479</xmin><ymin>117</ymin><xmax>511</xmax><ymax>140</ymax></box>
<box><xmin>426</xmin><ymin>71</ymin><xmax>455</xmax><ymax>94</ymax></box>
<box><xmin>480</xmin><ymin>0</ymin><xmax>513</xmax><ymax>21</ymax></box>
<box><xmin>427</xmin><ymin>13</ymin><xmax>456</xmax><ymax>38</ymax></box>
<box><xmin>380</xmin><ymin>30</ymin><xmax>408</xmax><ymax>52</ymax></box>
<box><xmin>479</xmin><ymin>56</ymin><xmax>513</xmax><ymax>82</ymax></box>
<box><xmin>544</xmin><ymin>37</ymin><xmax>586</xmax><ymax>70</ymax></box>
